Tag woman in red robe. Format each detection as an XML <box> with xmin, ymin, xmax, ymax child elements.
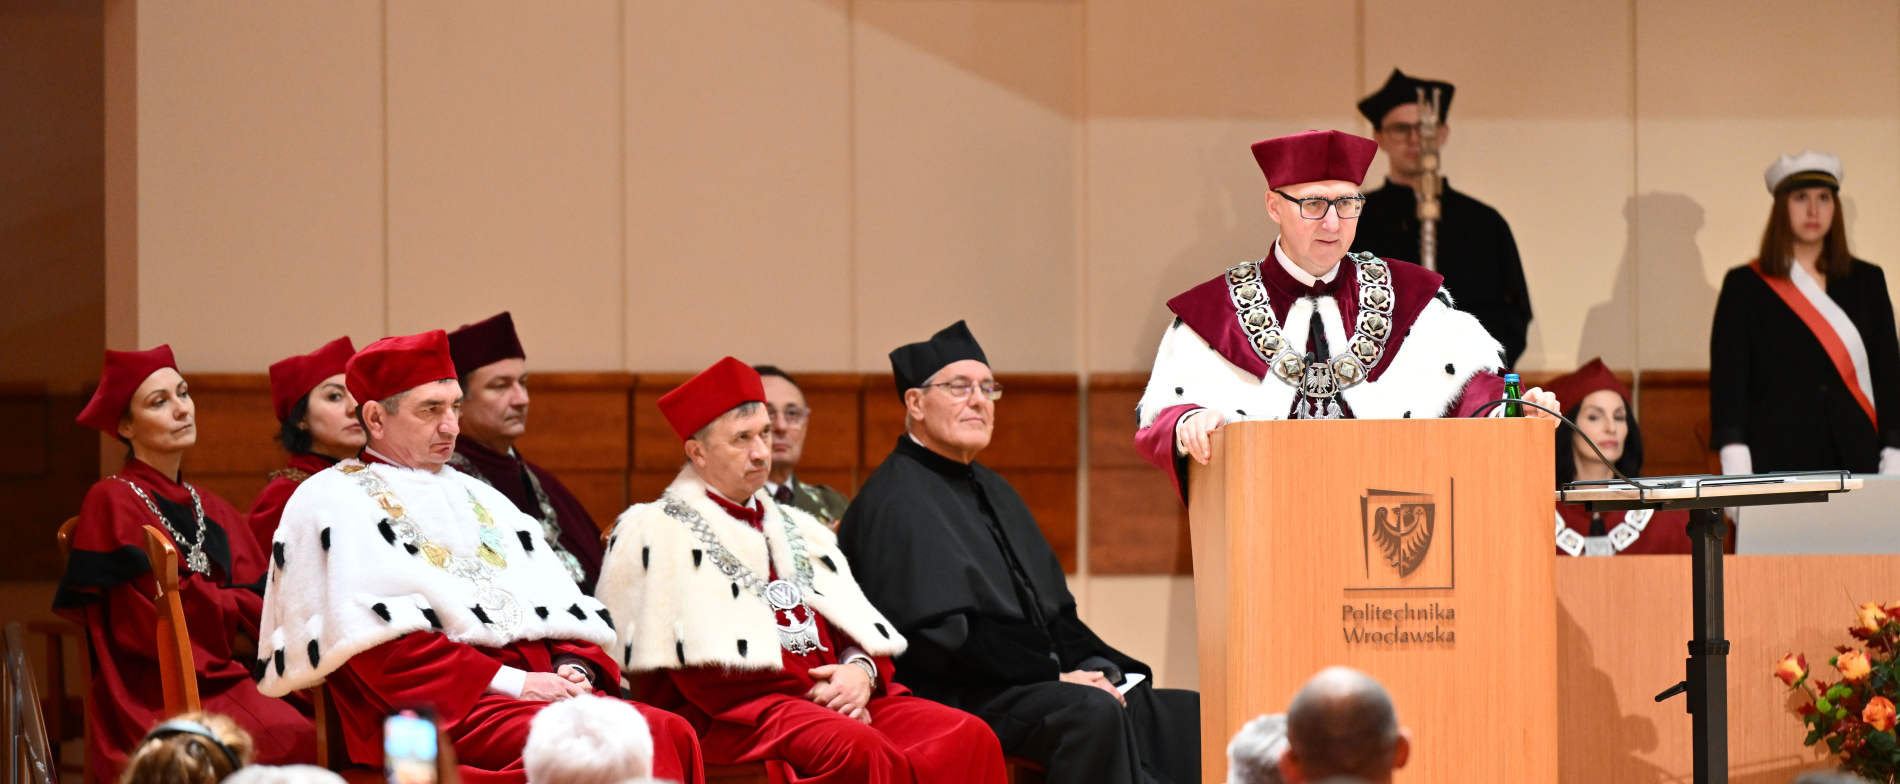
<box><xmin>249</xmin><ymin>337</ymin><xmax>363</xmax><ymax>546</ymax></box>
<box><xmin>54</xmin><ymin>346</ymin><xmax>316</xmax><ymax>782</ymax></box>
<box><xmin>1549</xmin><ymin>358</ymin><xmax>1693</xmax><ymax>556</ymax></box>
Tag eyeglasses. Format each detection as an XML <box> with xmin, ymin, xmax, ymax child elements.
<box><xmin>766</xmin><ymin>404</ymin><xmax>809</xmax><ymax>427</ymax></box>
<box><xmin>1379</xmin><ymin>122</ymin><xmax>1424</xmax><ymax>138</ymax></box>
<box><xmin>921</xmin><ymin>379</ymin><xmax>1004</xmax><ymax>401</ymax></box>
<box><xmin>1271</xmin><ymin>189</ymin><xmax>1366</xmax><ymax>220</ymax></box>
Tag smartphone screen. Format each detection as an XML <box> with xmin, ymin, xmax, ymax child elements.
<box><xmin>383</xmin><ymin>710</ymin><xmax>438</xmax><ymax>784</ymax></box>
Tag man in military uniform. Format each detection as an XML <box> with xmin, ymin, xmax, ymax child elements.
<box><xmin>755</xmin><ymin>366</ymin><xmax>851</xmax><ymax>528</ymax></box>
<box><xmin>1351</xmin><ymin>68</ymin><xmax>1535</xmax><ymax>368</ymax></box>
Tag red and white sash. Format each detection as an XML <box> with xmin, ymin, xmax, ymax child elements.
<box><xmin>1751</xmin><ymin>259</ymin><xmax>1877</xmax><ymax>429</ymax></box>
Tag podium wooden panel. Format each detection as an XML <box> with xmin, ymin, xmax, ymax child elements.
<box><xmin>1189</xmin><ymin>419</ymin><xmax>1557</xmax><ymax>783</ymax></box>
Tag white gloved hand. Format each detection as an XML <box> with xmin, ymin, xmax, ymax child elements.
<box><xmin>1718</xmin><ymin>443</ymin><xmax>1752</xmax><ymax>476</ymax></box>
<box><xmin>1881</xmin><ymin>447</ymin><xmax>1900</xmax><ymax>475</ymax></box>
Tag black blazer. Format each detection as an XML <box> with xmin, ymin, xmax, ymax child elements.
<box><xmin>1709</xmin><ymin>259</ymin><xmax>1900</xmax><ymax>472</ymax></box>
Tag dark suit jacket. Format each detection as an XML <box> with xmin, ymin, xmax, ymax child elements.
<box><xmin>1709</xmin><ymin>259</ymin><xmax>1900</xmax><ymax>472</ymax></box>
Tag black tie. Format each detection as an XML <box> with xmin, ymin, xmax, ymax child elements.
<box><xmin>1306</xmin><ymin>307</ymin><xmax>1330</xmax><ymax>363</ymax></box>
<box><xmin>773</xmin><ymin>483</ymin><xmax>794</xmax><ymax>505</ymax></box>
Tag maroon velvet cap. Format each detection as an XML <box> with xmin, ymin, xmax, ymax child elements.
<box><xmin>268</xmin><ymin>336</ymin><xmax>357</xmax><ymax>422</ymax></box>
<box><xmin>345</xmin><ymin>330</ymin><xmax>458</xmax><ymax>405</ymax></box>
<box><xmin>76</xmin><ymin>345</ymin><xmax>179</xmax><ymax>435</ymax></box>
<box><xmin>1544</xmin><ymin>358</ymin><xmax>1630</xmax><ymax>414</ymax></box>
<box><xmin>1249</xmin><ymin>130</ymin><xmax>1379</xmax><ymax>189</ymax></box>
<box><xmin>447</xmin><ymin>312</ymin><xmax>526</xmax><ymax>379</ymax></box>
<box><xmin>658</xmin><ymin>357</ymin><xmax>767</xmax><ymax>442</ymax></box>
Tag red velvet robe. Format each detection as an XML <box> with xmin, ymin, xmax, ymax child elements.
<box><xmin>53</xmin><ymin>458</ymin><xmax>315</xmax><ymax>782</ymax></box>
<box><xmin>248</xmin><ymin>452</ymin><xmax>336</xmax><ymax>547</ymax></box>
<box><xmin>636</xmin><ymin>493</ymin><xmax>1005</xmax><ymax>784</ymax></box>
<box><xmin>326</xmin><ymin>450</ymin><xmax>705</xmax><ymax>784</ymax></box>
<box><xmin>1555</xmin><ymin>504</ymin><xmax>1694</xmax><ymax>555</ymax></box>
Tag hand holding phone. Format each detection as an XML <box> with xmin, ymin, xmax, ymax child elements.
<box><xmin>384</xmin><ymin>710</ymin><xmax>438</xmax><ymax>784</ymax></box>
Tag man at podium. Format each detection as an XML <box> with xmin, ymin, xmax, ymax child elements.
<box><xmin>1133</xmin><ymin>129</ymin><xmax>1556</xmax><ymax>498</ymax></box>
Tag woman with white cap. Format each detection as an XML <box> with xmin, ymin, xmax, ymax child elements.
<box><xmin>1710</xmin><ymin>151</ymin><xmax>1900</xmax><ymax>474</ymax></box>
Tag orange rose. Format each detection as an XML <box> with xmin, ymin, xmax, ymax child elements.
<box><xmin>1837</xmin><ymin>649</ymin><xmax>1874</xmax><ymax>682</ymax></box>
<box><xmin>1866</xmin><ymin>696</ymin><xmax>1896</xmax><ymax>732</ymax></box>
<box><xmin>1775</xmin><ymin>653</ymin><xmax>1809</xmax><ymax>687</ymax></box>
<box><xmin>1858</xmin><ymin>602</ymin><xmax>1889</xmax><ymax>635</ymax></box>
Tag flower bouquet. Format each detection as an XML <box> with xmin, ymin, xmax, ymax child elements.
<box><xmin>1778</xmin><ymin>601</ymin><xmax>1900</xmax><ymax>782</ymax></box>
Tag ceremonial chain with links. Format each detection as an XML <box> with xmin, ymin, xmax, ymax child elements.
<box><xmin>661</xmin><ymin>494</ymin><xmax>827</xmax><ymax>655</ymax></box>
<box><xmin>448</xmin><ymin>452</ymin><xmax>588</xmax><ymax>585</ymax></box>
<box><xmin>1225</xmin><ymin>251</ymin><xmax>1395</xmax><ymax>420</ymax></box>
<box><xmin>116</xmin><ymin>478</ymin><xmax>211</xmax><ymax>576</ymax></box>
<box><xmin>339</xmin><ymin>462</ymin><xmax>524</xmax><ymax>636</ymax></box>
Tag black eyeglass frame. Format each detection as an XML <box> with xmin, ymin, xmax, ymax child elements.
<box><xmin>1270</xmin><ymin>189</ymin><xmax>1367</xmax><ymax>220</ymax></box>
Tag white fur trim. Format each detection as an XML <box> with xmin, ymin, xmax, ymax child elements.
<box><xmin>1138</xmin><ymin>295</ymin><xmax>1503</xmax><ymax>427</ymax></box>
<box><xmin>255</xmin><ymin>461</ymin><xmax>618</xmax><ymax>697</ymax></box>
<box><xmin>596</xmin><ymin>466</ymin><xmax>905</xmax><ymax>673</ymax></box>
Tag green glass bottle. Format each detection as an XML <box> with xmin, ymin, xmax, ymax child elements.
<box><xmin>1503</xmin><ymin>373</ymin><xmax>1522</xmax><ymax>417</ymax></box>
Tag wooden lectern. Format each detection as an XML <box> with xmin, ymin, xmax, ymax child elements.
<box><xmin>1189</xmin><ymin>419</ymin><xmax>1557</xmax><ymax>783</ymax></box>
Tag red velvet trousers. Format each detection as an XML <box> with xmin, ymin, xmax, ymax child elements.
<box><xmin>704</xmin><ymin>695</ymin><xmax>1005</xmax><ymax>784</ymax></box>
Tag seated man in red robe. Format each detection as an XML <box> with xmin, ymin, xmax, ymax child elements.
<box><xmin>597</xmin><ymin>357</ymin><xmax>1005</xmax><ymax>784</ymax></box>
<box><xmin>445</xmin><ymin>312</ymin><xmax>603</xmax><ymax>592</ymax></box>
<box><xmin>252</xmin><ymin>330</ymin><xmax>704</xmax><ymax>784</ymax></box>
<box><xmin>56</xmin><ymin>345</ymin><xmax>315</xmax><ymax>783</ymax></box>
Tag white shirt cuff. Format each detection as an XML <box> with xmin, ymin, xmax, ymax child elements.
<box><xmin>487</xmin><ymin>666</ymin><xmax>526</xmax><ymax>698</ymax></box>
<box><xmin>1881</xmin><ymin>447</ymin><xmax>1900</xmax><ymax>475</ymax></box>
<box><xmin>1718</xmin><ymin>444</ymin><xmax>1752</xmax><ymax>476</ymax></box>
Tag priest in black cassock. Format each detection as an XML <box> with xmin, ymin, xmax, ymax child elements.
<box><xmin>1351</xmin><ymin>68</ymin><xmax>1535</xmax><ymax>367</ymax></box>
<box><xmin>837</xmin><ymin>321</ymin><xmax>1200</xmax><ymax>784</ymax></box>
<box><xmin>445</xmin><ymin>312</ymin><xmax>604</xmax><ymax>592</ymax></box>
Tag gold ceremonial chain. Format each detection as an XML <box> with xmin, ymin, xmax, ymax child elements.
<box><xmin>115</xmin><ymin>478</ymin><xmax>212</xmax><ymax>576</ymax></box>
<box><xmin>265</xmin><ymin>467</ymin><xmax>312</xmax><ymax>484</ymax></box>
<box><xmin>660</xmin><ymin>494</ymin><xmax>828</xmax><ymax>655</ymax></box>
<box><xmin>1225</xmin><ymin>252</ymin><xmax>1396</xmax><ymax>419</ymax></box>
<box><xmin>340</xmin><ymin>462</ymin><xmax>523</xmax><ymax>635</ymax></box>
<box><xmin>447</xmin><ymin>451</ymin><xmax>587</xmax><ymax>585</ymax></box>
<box><xmin>1555</xmin><ymin>509</ymin><xmax>1654</xmax><ymax>557</ymax></box>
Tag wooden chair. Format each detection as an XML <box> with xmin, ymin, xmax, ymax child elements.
<box><xmin>139</xmin><ymin>525</ymin><xmax>201</xmax><ymax>715</ymax></box>
<box><xmin>54</xmin><ymin>515</ymin><xmax>95</xmax><ymax>784</ymax></box>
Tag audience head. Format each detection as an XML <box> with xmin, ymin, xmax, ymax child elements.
<box><xmin>1281</xmin><ymin>667</ymin><xmax>1410</xmax><ymax>784</ymax></box>
<box><xmin>754</xmin><ymin>366</ymin><xmax>810</xmax><ymax>483</ymax></box>
<box><xmin>1249</xmin><ymin>131</ymin><xmax>1377</xmax><ymax>274</ymax></box>
<box><xmin>1791</xmin><ymin>772</ymin><xmax>1873</xmax><ymax>784</ymax></box>
<box><xmin>222</xmin><ymin>766</ymin><xmax>344</xmax><ymax>784</ymax></box>
<box><xmin>119</xmin><ymin>712</ymin><xmax>254</xmax><ymax>784</ymax></box>
<box><xmin>346</xmin><ymin>331</ymin><xmax>462</xmax><ymax>472</ymax></box>
<box><xmin>1545</xmin><ymin>358</ymin><xmax>1643</xmax><ymax>483</ymax></box>
<box><xmin>449</xmin><ymin>312</ymin><xmax>531</xmax><ymax>454</ymax></box>
<box><xmin>1761</xmin><ymin>150</ymin><xmax>1851</xmax><ymax>281</ymax></box>
<box><xmin>1227</xmin><ymin>713</ymin><xmax>1289</xmax><ymax>784</ymax></box>
<box><xmin>269</xmin><ymin>337</ymin><xmax>362</xmax><ymax>462</ymax></box>
<box><xmin>891</xmin><ymin>321</ymin><xmax>997</xmax><ymax>464</ymax></box>
<box><xmin>524</xmin><ymin>694</ymin><xmax>657</xmax><ymax>784</ymax></box>
<box><xmin>660</xmin><ymin>357</ymin><xmax>771</xmax><ymax>502</ymax></box>
<box><xmin>1356</xmin><ymin>69</ymin><xmax>1456</xmax><ymax>182</ymax></box>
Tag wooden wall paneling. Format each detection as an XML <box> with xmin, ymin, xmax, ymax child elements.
<box><xmin>180</xmin><ymin>374</ymin><xmax>281</xmax><ymax>514</ymax></box>
<box><xmin>0</xmin><ymin>386</ymin><xmax>98</xmax><ymax>580</ymax></box>
<box><xmin>1637</xmin><ymin>370</ymin><xmax>1715</xmax><ymax>478</ymax></box>
<box><xmin>1555</xmin><ymin>555</ymin><xmax>1900</xmax><ymax>782</ymax></box>
<box><xmin>858</xmin><ymin>374</ymin><xmax>1080</xmax><ymax>573</ymax></box>
<box><xmin>513</xmin><ymin>372</ymin><xmax>634</xmax><ymax>531</ymax></box>
<box><xmin>1087</xmin><ymin>372</ymin><xmax>1190</xmax><ymax>575</ymax></box>
<box><xmin>630</xmin><ymin>373</ymin><xmax>694</xmax><ymax>507</ymax></box>
<box><xmin>782</xmin><ymin>373</ymin><xmax>863</xmax><ymax>493</ymax></box>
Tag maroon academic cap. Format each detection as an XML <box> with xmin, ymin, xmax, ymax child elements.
<box><xmin>76</xmin><ymin>345</ymin><xmax>179</xmax><ymax>435</ymax></box>
<box><xmin>345</xmin><ymin>330</ymin><xmax>458</xmax><ymax>405</ymax></box>
<box><xmin>658</xmin><ymin>357</ymin><xmax>767</xmax><ymax>442</ymax></box>
<box><xmin>448</xmin><ymin>312</ymin><xmax>526</xmax><ymax>379</ymax></box>
<box><xmin>1250</xmin><ymin>130</ymin><xmax>1379</xmax><ymax>189</ymax></box>
<box><xmin>1544</xmin><ymin>358</ymin><xmax>1631</xmax><ymax>415</ymax></box>
<box><xmin>268</xmin><ymin>336</ymin><xmax>357</xmax><ymax>422</ymax></box>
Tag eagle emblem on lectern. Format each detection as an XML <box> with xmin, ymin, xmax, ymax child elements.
<box><xmin>1362</xmin><ymin>490</ymin><xmax>1436</xmax><ymax>577</ymax></box>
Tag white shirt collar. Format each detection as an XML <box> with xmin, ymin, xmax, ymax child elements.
<box><xmin>1273</xmin><ymin>240</ymin><xmax>1340</xmax><ymax>287</ymax></box>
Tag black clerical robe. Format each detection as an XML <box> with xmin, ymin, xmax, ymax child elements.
<box><xmin>838</xmin><ymin>436</ymin><xmax>1199</xmax><ymax>784</ymax></box>
<box><xmin>449</xmin><ymin>440</ymin><xmax>605</xmax><ymax>592</ymax></box>
<box><xmin>1352</xmin><ymin>178</ymin><xmax>1533</xmax><ymax>367</ymax></box>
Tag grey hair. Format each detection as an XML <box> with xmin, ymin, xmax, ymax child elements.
<box><xmin>1286</xmin><ymin>667</ymin><xmax>1401</xmax><ymax>781</ymax></box>
<box><xmin>1227</xmin><ymin>713</ymin><xmax>1288</xmax><ymax>784</ymax></box>
<box><xmin>691</xmin><ymin>401</ymin><xmax>764</xmax><ymax>442</ymax></box>
<box><xmin>1792</xmin><ymin>772</ymin><xmax>1875</xmax><ymax>784</ymax></box>
<box><xmin>223</xmin><ymin>766</ymin><xmax>346</xmax><ymax>784</ymax></box>
<box><xmin>523</xmin><ymin>694</ymin><xmax>655</xmax><ymax>784</ymax></box>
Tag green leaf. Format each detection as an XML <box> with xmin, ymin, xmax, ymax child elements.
<box><xmin>1820</xmin><ymin>696</ymin><xmax>1835</xmax><ymax>713</ymax></box>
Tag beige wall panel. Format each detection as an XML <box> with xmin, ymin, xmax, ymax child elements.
<box><xmin>385</xmin><ymin>1</ymin><xmax>622</xmax><ymax>369</ymax></box>
<box><xmin>1084</xmin><ymin>119</ymin><xmax>1333</xmax><ymax>371</ymax></box>
<box><xmin>852</xmin><ymin>0</ymin><xmax>1080</xmax><ymax>372</ymax></box>
<box><xmin>1085</xmin><ymin>575</ymin><xmax>1200</xmax><ymax>690</ymax></box>
<box><xmin>1636</xmin><ymin>0</ymin><xmax>1899</xmax><ymax>119</ymax></box>
<box><xmin>623</xmin><ymin>0</ymin><xmax>853</xmax><ymax>371</ymax></box>
<box><xmin>1084</xmin><ymin>0</ymin><xmax>1355</xmax><ymax>120</ymax></box>
<box><xmin>1361</xmin><ymin>0</ymin><xmax>1632</xmax><ymax>120</ymax></box>
<box><xmin>137</xmin><ymin>1</ymin><xmax>385</xmax><ymax>371</ymax></box>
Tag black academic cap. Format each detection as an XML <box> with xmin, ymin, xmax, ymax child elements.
<box><xmin>889</xmin><ymin>320</ymin><xmax>989</xmax><ymax>395</ymax></box>
<box><xmin>1357</xmin><ymin>68</ymin><xmax>1456</xmax><ymax>130</ymax></box>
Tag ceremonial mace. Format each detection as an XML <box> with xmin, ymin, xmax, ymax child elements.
<box><xmin>1415</xmin><ymin>86</ymin><xmax>1444</xmax><ymax>273</ymax></box>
